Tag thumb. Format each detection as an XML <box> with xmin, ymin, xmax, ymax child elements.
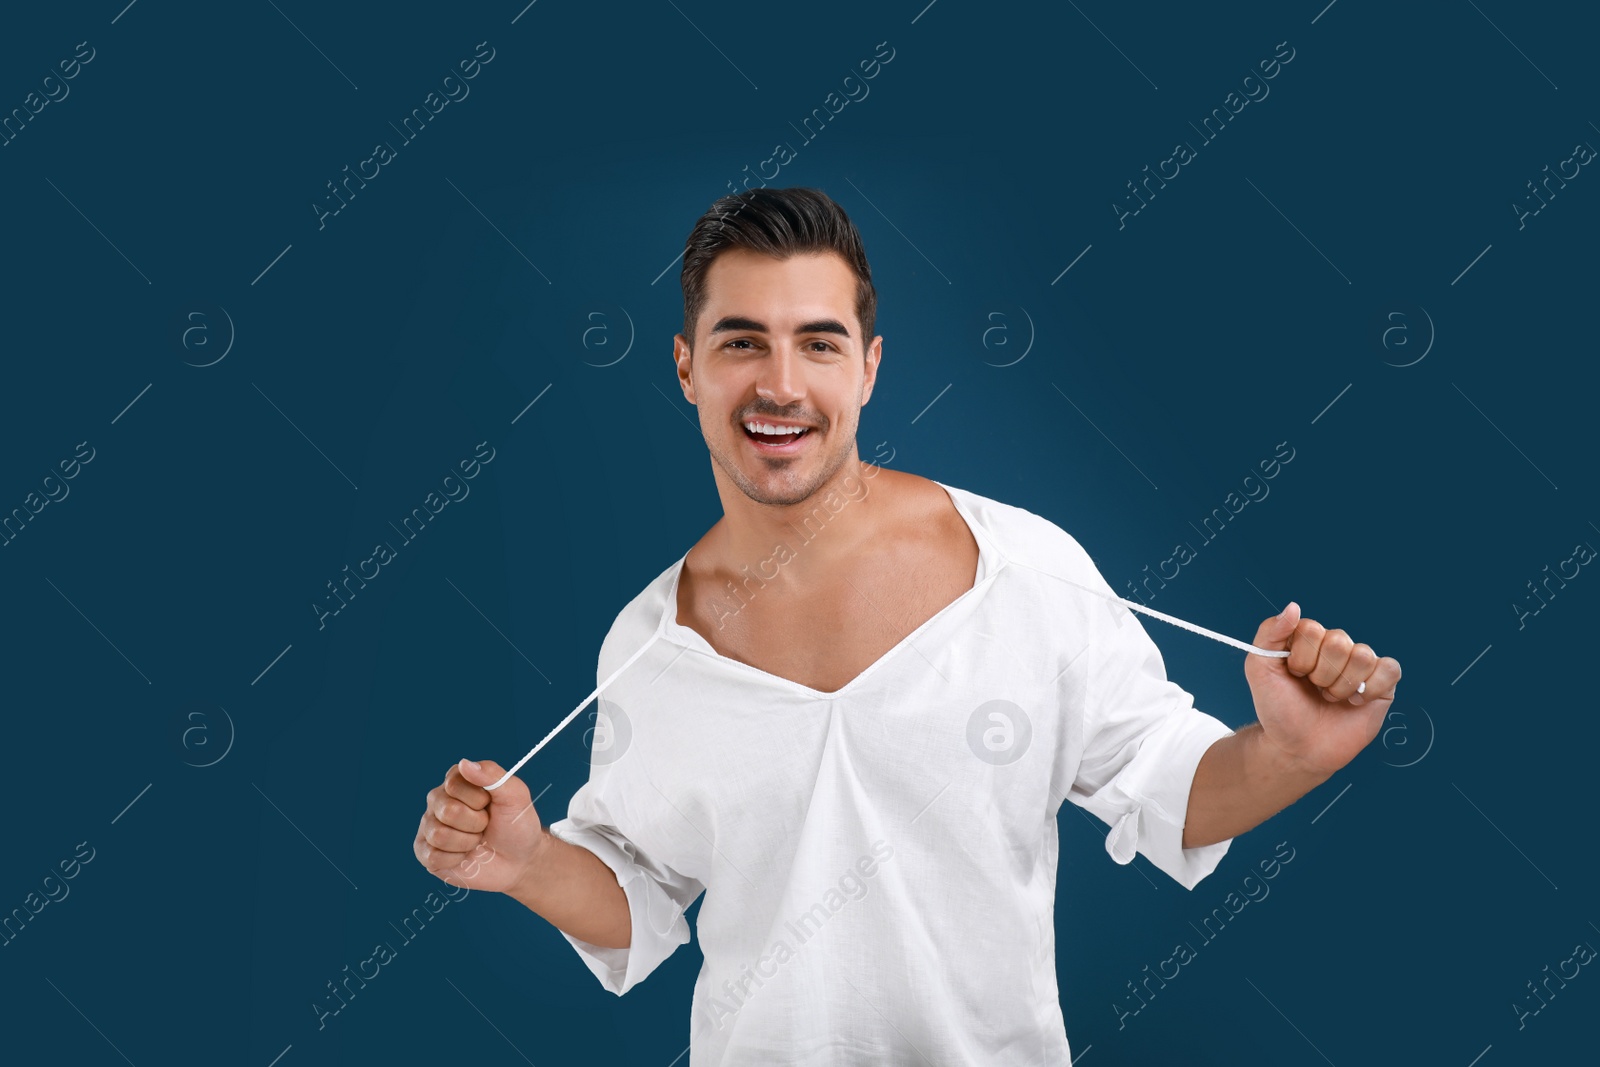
<box><xmin>457</xmin><ymin>758</ymin><xmax>530</xmax><ymax>806</ymax></box>
<box><xmin>1252</xmin><ymin>600</ymin><xmax>1301</xmax><ymax>653</ymax></box>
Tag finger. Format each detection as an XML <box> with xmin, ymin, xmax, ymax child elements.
<box><xmin>444</xmin><ymin>764</ymin><xmax>491</xmax><ymax>810</ymax></box>
<box><xmin>414</xmin><ymin>832</ymin><xmax>473</xmax><ymax>873</ymax></box>
<box><xmin>416</xmin><ymin>831</ymin><xmax>476</xmax><ymax>876</ymax></box>
<box><xmin>422</xmin><ymin>817</ymin><xmax>483</xmax><ymax>853</ymax></box>
<box><xmin>1356</xmin><ymin>656</ymin><xmax>1402</xmax><ymax>702</ymax></box>
<box><xmin>1285</xmin><ymin>619</ymin><xmax>1325</xmax><ymax>678</ymax></box>
<box><xmin>1325</xmin><ymin>642</ymin><xmax>1379</xmax><ymax>702</ymax></box>
<box><xmin>1308</xmin><ymin>628</ymin><xmax>1354</xmax><ymax>691</ymax></box>
<box><xmin>433</xmin><ymin>795</ymin><xmax>489</xmax><ymax>834</ymax></box>
<box><xmin>457</xmin><ymin>758</ymin><xmax>530</xmax><ymax>806</ymax></box>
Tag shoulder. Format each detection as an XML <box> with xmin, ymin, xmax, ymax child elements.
<box><xmin>933</xmin><ymin>478</ymin><xmax>1104</xmax><ymax>581</ymax></box>
<box><xmin>596</xmin><ymin>554</ymin><xmax>681</xmax><ymax>680</ymax></box>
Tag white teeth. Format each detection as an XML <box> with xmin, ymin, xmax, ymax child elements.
<box><xmin>744</xmin><ymin>421</ymin><xmax>808</xmax><ymax>437</ymax></box>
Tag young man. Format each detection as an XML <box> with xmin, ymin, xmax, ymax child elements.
<box><xmin>415</xmin><ymin>187</ymin><xmax>1400</xmax><ymax>1063</ymax></box>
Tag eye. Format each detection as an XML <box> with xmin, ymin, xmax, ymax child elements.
<box><xmin>806</xmin><ymin>341</ymin><xmax>836</xmax><ymax>352</ymax></box>
<box><xmin>724</xmin><ymin>338</ymin><xmax>757</xmax><ymax>350</ymax></box>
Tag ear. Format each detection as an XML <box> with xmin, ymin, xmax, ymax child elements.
<box><xmin>673</xmin><ymin>333</ymin><xmax>696</xmax><ymax>404</ymax></box>
<box><xmin>859</xmin><ymin>334</ymin><xmax>883</xmax><ymax>407</ymax></box>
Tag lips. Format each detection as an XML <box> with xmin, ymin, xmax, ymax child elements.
<box><xmin>741</xmin><ymin>420</ymin><xmax>813</xmax><ymax>453</ymax></box>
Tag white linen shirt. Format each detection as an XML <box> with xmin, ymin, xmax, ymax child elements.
<box><xmin>545</xmin><ymin>480</ymin><xmax>1237</xmax><ymax>1064</ymax></box>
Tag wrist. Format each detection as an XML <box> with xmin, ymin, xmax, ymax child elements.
<box><xmin>1252</xmin><ymin>723</ymin><xmax>1336</xmax><ymax>788</ymax></box>
<box><xmin>507</xmin><ymin>828</ymin><xmax>555</xmax><ymax>905</ymax></box>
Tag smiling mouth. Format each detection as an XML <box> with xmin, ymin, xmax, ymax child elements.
<box><xmin>743</xmin><ymin>425</ymin><xmax>811</xmax><ymax>446</ymax></box>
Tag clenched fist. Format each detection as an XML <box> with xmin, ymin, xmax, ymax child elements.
<box><xmin>414</xmin><ymin>759</ymin><xmax>547</xmax><ymax>895</ymax></box>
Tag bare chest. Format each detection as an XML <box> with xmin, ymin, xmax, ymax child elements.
<box><xmin>677</xmin><ymin>536</ymin><xmax>980</xmax><ymax>695</ymax></box>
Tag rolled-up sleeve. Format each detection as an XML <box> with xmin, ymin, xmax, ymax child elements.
<box><xmin>544</xmin><ymin>787</ymin><xmax>704</xmax><ymax>996</ymax></box>
<box><xmin>1064</xmin><ymin>580</ymin><xmax>1237</xmax><ymax>890</ymax></box>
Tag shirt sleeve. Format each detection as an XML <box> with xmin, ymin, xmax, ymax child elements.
<box><xmin>1060</xmin><ymin>564</ymin><xmax>1238</xmax><ymax>890</ymax></box>
<box><xmin>545</xmin><ymin>780</ymin><xmax>705</xmax><ymax>996</ymax></box>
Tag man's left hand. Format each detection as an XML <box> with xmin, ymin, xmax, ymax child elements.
<box><xmin>1243</xmin><ymin>602</ymin><xmax>1402</xmax><ymax>777</ymax></box>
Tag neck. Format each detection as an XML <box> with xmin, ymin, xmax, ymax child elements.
<box><xmin>706</xmin><ymin>452</ymin><xmax>887</xmax><ymax>589</ymax></box>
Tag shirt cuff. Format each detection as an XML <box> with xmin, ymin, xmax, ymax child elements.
<box><xmin>545</xmin><ymin>818</ymin><xmax>695</xmax><ymax>996</ymax></box>
<box><xmin>1100</xmin><ymin>707</ymin><xmax>1237</xmax><ymax>890</ymax></box>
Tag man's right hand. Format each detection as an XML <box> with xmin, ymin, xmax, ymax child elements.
<box><xmin>414</xmin><ymin>759</ymin><xmax>545</xmax><ymax>895</ymax></box>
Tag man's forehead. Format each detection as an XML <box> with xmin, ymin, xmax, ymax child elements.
<box><xmin>700</xmin><ymin>251</ymin><xmax>856</xmax><ymax>327</ymax></box>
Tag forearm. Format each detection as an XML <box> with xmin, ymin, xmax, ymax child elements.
<box><xmin>1181</xmin><ymin>722</ymin><xmax>1333</xmax><ymax>849</ymax></box>
<box><xmin>507</xmin><ymin>831</ymin><xmax>633</xmax><ymax>950</ymax></box>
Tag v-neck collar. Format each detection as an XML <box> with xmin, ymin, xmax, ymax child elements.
<box><xmin>655</xmin><ymin>480</ymin><xmax>1006</xmax><ymax>699</ymax></box>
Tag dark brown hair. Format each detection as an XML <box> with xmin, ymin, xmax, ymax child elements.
<box><xmin>680</xmin><ymin>186</ymin><xmax>877</xmax><ymax>352</ymax></box>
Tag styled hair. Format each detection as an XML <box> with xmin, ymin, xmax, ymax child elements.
<box><xmin>680</xmin><ymin>186</ymin><xmax>877</xmax><ymax>352</ymax></box>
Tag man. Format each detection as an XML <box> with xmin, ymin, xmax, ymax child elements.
<box><xmin>414</xmin><ymin>187</ymin><xmax>1400</xmax><ymax>1063</ymax></box>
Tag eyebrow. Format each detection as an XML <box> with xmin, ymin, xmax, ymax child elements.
<box><xmin>709</xmin><ymin>315</ymin><xmax>853</xmax><ymax>339</ymax></box>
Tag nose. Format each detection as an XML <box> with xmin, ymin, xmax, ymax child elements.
<box><xmin>755</xmin><ymin>344</ymin><xmax>806</xmax><ymax>408</ymax></box>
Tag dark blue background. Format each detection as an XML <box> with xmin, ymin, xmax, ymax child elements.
<box><xmin>2</xmin><ymin>1</ymin><xmax>1595</xmax><ymax>1064</ymax></box>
